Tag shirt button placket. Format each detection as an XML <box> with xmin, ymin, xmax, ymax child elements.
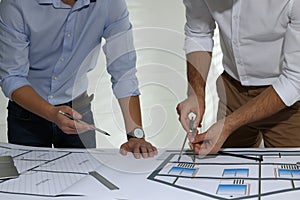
<box><xmin>232</xmin><ymin>0</ymin><xmax>243</xmax><ymax>76</ymax></box>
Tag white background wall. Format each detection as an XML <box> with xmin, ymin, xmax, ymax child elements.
<box><xmin>0</xmin><ymin>0</ymin><xmax>223</xmax><ymax>149</ymax></box>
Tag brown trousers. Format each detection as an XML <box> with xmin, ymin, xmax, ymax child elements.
<box><xmin>217</xmin><ymin>72</ymin><xmax>300</xmax><ymax>148</ymax></box>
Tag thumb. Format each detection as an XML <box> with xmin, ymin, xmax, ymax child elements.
<box><xmin>62</xmin><ymin>106</ymin><xmax>82</xmax><ymax>120</ymax></box>
<box><xmin>71</xmin><ymin>109</ymin><xmax>82</xmax><ymax>120</ymax></box>
<box><xmin>119</xmin><ymin>143</ymin><xmax>129</xmax><ymax>156</ymax></box>
<box><xmin>194</xmin><ymin>113</ymin><xmax>202</xmax><ymax>129</ymax></box>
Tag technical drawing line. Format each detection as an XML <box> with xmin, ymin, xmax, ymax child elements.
<box><xmin>172</xmin><ymin>177</ymin><xmax>179</xmax><ymax>185</ymax></box>
<box><xmin>150</xmin><ymin>177</ymin><xmax>229</xmax><ymax>200</ymax></box>
<box><xmin>0</xmin><ymin>190</ymin><xmax>84</xmax><ymax>197</ymax></box>
<box><xmin>218</xmin><ymin>151</ymin><xmax>263</xmax><ymax>162</ymax></box>
<box><xmin>291</xmin><ymin>180</ymin><xmax>295</xmax><ymax>189</ymax></box>
<box><xmin>155</xmin><ymin>174</ymin><xmax>300</xmax><ymax>181</ymax></box>
<box><xmin>148</xmin><ymin>154</ymin><xmax>174</xmax><ymax>180</ymax></box>
<box><xmin>32</xmin><ymin>169</ymin><xmax>88</xmax><ymax>175</ymax></box>
<box><xmin>148</xmin><ymin>152</ymin><xmax>300</xmax><ymax>200</ymax></box>
<box><xmin>150</xmin><ymin>176</ymin><xmax>278</xmax><ymax>200</ymax></box>
<box><xmin>21</xmin><ymin>152</ymin><xmax>73</xmax><ymax>174</ymax></box>
<box><xmin>258</xmin><ymin>155</ymin><xmax>262</xmax><ymax>200</ymax></box>
<box><xmin>0</xmin><ymin>145</ymin><xmax>103</xmax><ymax>197</ymax></box>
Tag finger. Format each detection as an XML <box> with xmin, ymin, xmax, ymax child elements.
<box><xmin>119</xmin><ymin>148</ymin><xmax>128</xmax><ymax>156</ymax></box>
<box><xmin>187</xmin><ymin>132</ymin><xmax>195</xmax><ymax>142</ymax></box>
<box><xmin>140</xmin><ymin>146</ymin><xmax>149</xmax><ymax>158</ymax></box>
<box><xmin>194</xmin><ymin>112</ymin><xmax>203</xmax><ymax>129</ymax></box>
<box><xmin>194</xmin><ymin>143</ymin><xmax>208</xmax><ymax>155</ymax></box>
<box><xmin>60</xmin><ymin>121</ymin><xmax>80</xmax><ymax>134</ymax></box>
<box><xmin>70</xmin><ymin>108</ymin><xmax>82</xmax><ymax>120</ymax></box>
<box><xmin>152</xmin><ymin>146</ymin><xmax>158</xmax><ymax>156</ymax></box>
<box><xmin>177</xmin><ymin>103</ymin><xmax>192</xmax><ymax>132</ymax></box>
<box><xmin>188</xmin><ymin>142</ymin><xmax>193</xmax><ymax>150</ymax></box>
<box><xmin>119</xmin><ymin>144</ymin><xmax>129</xmax><ymax>156</ymax></box>
<box><xmin>148</xmin><ymin>149</ymin><xmax>154</xmax><ymax>158</ymax></box>
<box><xmin>179</xmin><ymin>114</ymin><xmax>191</xmax><ymax>132</ymax></box>
<box><xmin>62</xmin><ymin>128</ymin><xmax>77</xmax><ymax>134</ymax></box>
<box><xmin>150</xmin><ymin>145</ymin><xmax>158</xmax><ymax>157</ymax></box>
<box><xmin>133</xmin><ymin>147</ymin><xmax>141</xmax><ymax>159</ymax></box>
<box><xmin>145</xmin><ymin>144</ymin><xmax>154</xmax><ymax>158</ymax></box>
<box><xmin>145</xmin><ymin>144</ymin><xmax>158</xmax><ymax>158</ymax></box>
<box><xmin>196</xmin><ymin>142</ymin><xmax>211</xmax><ymax>156</ymax></box>
<box><xmin>59</xmin><ymin>106</ymin><xmax>82</xmax><ymax>120</ymax></box>
<box><xmin>192</xmin><ymin>133</ymin><xmax>206</xmax><ymax>144</ymax></box>
<box><xmin>74</xmin><ymin>122</ymin><xmax>92</xmax><ymax>134</ymax></box>
<box><xmin>193</xmin><ymin>143</ymin><xmax>202</xmax><ymax>154</ymax></box>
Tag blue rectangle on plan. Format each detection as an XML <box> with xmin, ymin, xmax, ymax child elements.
<box><xmin>217</xmin><ymin>184</ymin><xmax>247</xmax><ymax>195</ymax></box>
<box><xmin>223</xmin><ymin>169</ymin><xmax>249</xmax><ymax>177</ymax></box>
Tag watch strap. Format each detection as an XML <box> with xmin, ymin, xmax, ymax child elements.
<box><xmin>127</xmin><ymin>134</ymin><xmax>136</xmax><ymax>140</ymax></box>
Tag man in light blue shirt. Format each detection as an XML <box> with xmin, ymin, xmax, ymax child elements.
<box><xmin>0</xmin><ymin>0</ymin><xmax>157</xmax><ymax>158</ymax></box>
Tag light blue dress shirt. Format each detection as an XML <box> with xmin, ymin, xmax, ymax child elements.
<box><xmin>184</xmin><ymin>0</ymin><xmax>300</xmax><ymax>106</ymax></box>
<box><xmin>0</xmin><ymin>0</ymin><xmax>139</xmax><ymax>105</ymax></box>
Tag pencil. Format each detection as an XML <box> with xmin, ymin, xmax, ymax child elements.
<box><xmin>59</xmin><ymin>110</ymin><xmax>110</xmax><ymax>136</ymax></box>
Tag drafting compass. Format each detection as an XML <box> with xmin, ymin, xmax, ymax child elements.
<box><xmin>178</xmin><ymin>117</ymin><xmax>196</xmax><ymax>163</ymax></box>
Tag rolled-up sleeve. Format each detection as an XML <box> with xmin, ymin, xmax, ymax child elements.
<box><xmin>0</xmin><ymin>0</ymin><xmax>30</xmax><ymax>100</ymax></box>
<box><xmin>102</xmin><ymin>0</ymin><xmax>139</xmax><ymax>99</ymax></box>
<box><xmin>272</xmin><ymin>0</ymin><xmax>300</xmax><ymax>106</ymax></box>
<box><xmin>183</xmin><ymin>0</ymin><xmax>216</xmax><ymax>55</ymax></box>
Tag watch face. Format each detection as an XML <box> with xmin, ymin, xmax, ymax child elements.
<box><xmin>133</xmin><ymin>128</ymin><xmax>144</xmax><ymax>138</ymax></box>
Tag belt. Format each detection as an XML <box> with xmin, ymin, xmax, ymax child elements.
<box><xmin>56</xmin><ymin>92</ymin><xmax>94</xmax><ymax>108</ymax></box>
<box><xmin>222</xmin><ymin>71</ymin><xmax>269</xmax><ymax>90</ymax></box>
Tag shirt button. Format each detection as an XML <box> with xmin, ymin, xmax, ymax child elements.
<box><xmin>54</xmin><ymin>76</ymin><xmax>58</xmax><ymax>80</ymax></box>
<box><xmin>60</xmin><ymin>57</ymin><xmax>65</xmax><ymax>62</ymax></box>
<box><xmin>233</xmin><ymin>15</ymin><xmax>239</xmax><ymax>20</ymax></box>
<box><xmin>49</xmin><ymin>95</ymin><xmax>53</xmax><ymax>99</ymax></box>
<box><xmin>67</xmin><ymin>33</ymin><xmax>71</xmax><ymax>38</ymax></box>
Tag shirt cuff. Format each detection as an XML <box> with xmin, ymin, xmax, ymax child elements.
<box><xmin>272</xmin><ymin>75</ymin><xmax>300</xmax><ymax>106</ymax></box>
<box><xmin>1</xmin><ymin>76</ymin><xmax>31</xmax><ymax>100</ymax></box>
<box><xmin>112</xmin><ymin>79</ymin><xmax>140</xmax><ymax>99</ymax></box>
<box><xmin>184</xmin><ymin>36</ymin><xmax>214</xmax><ymax>55</ymax></box>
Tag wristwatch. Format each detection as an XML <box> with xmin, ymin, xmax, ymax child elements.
<box><xmin>127</xmin><ymin>128</ymin><xmax>145</xmax><ymax>140</ymax></box>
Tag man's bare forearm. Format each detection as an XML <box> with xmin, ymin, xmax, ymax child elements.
<box><xmin>11</xmin><ymin>85</ymin><xmax>56</xmax><ymax>122</ymax></box>
<box><xmin>118</xmin><ymin>96</ymin><xmax>142</xmax><ymax>133</ymax></box>
<box><xmin>186</xmin><ymin>51</ymin><xmax>212</xmax><ymax>97</ymax></box>
<box><xmin>225</xmin><ymin>86</ymin><xmax>286</xmax><ymax>133</ymax></box>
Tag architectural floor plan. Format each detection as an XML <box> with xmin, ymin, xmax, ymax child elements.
<box><xmin>1</xmin><ymin>142</ymin><xmax>300</xmax><ymax>199</ymax></box>
<box><xmin>0</xmin><ymin>143</ymin><xmax>101</xmax><ymax>197</ymax></box>
<box><xmin>148</xmin><ymin>150</ymin><xmax>300</xmax><ymax>200</ymax></box>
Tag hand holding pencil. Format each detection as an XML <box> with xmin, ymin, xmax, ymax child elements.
<box><xmin>51</xmin><ymin>106</ymin><xmax>110</xmax><ymax>136</ymax></box>
<box><xmin>191</xmin><ymin>118</ymin><xmax>229</xmax><ymax>155</ymax></box>
<box><xmin>58</xmin><ymin>110</ymin><xmax>110</xmax><ymax>136</ymax></box>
